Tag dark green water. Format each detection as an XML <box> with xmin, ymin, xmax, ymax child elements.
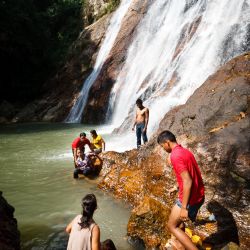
<box><xmin>0</xmin><ymin>123</ymin><xmax>137</xmax><ymax>250</ymax></box>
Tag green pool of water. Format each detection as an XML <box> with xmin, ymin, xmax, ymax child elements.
<box><xmin>0</xmin><ymin>123</ymin><xmax>139</xmax><ymax>250</ymax></box>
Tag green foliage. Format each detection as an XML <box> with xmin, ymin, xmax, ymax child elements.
<box><xmin>0</xmin><ymin>0</ymin><xmax>84</xmax><ymax>103</ymax></box>
<box><xmin>97</xmin><ymin>0</ymin><xmax>120</xmax><ymax>19</ymax></box>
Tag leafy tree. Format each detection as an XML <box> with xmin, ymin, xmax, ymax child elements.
<box><xmin>0</xmin><ymin>0</ymin><xmax>84</xmax><ymax>103</ymax></box>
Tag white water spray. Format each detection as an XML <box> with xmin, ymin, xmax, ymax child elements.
<box><xmin>66</xmin><ymin>0</ymin><xmax>133</xmax><ymax>123</ymax></box>
<box><xmin>108</xmin><ymin>0</ymin><xmax>249</xmax><ymax>147</ymax></box>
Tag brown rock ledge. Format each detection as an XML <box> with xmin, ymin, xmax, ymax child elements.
<box><xmin>98</xmin><ymin>52</ymin><xmax>250</xmax><ymax>249</ymax></box>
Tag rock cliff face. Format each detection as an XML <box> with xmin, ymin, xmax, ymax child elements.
<box><xmin>0</xmin><ymin>192</ymin><xmax>20</xmax><ymax>250</ymax></box>
<box><xmin>98</xmin><ymin>53</ymin><xmax>250</xmax><ymax>249</ymax></box>
<box><xmin>82</xmin><ymin>0</ymin><xmax>149</xmax><ymax>123</ymax></box>
<box><xmin>8</xmin><ymin>14</ymin><xmax>111</xmax><ymax>123</ymax></box>
<box><xmin>1</xmin><ymin>0</ymin><xmax>125</xmax><ymax>124</ymax></box>
<box><xmin>0</xmin><ymin>0</ymin><xmax>116</xmax><ymax>124</ymax></box>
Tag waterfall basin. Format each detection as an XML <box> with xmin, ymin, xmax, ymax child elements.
<box><xmin>0</xmin><ymin>123</ymin><xmax>139</xmax><ymax>250</ymax></box>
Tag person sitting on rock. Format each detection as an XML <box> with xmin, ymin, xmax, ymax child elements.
<box><xmin>74</xmin><ymin>148</ymin><xmax>101</xmax><ymax>178</ymax></box>
<box><xmin>157</xmin><ymin>130</ymin><xmax>205</xmax><ymax>250</ymax></box>
<box><xmin>72</xmin><ymin>132</ymin><xmax>94</xmax><ymax>167</ymax></box>
<box><xmin>66</xmin><ymin>194</ymin><xmax>100</xmax><ymax>250</ymax></box>
<box><xmin>90</xmin><ymin>130</ymin><xmax>105</xmax><ymax>154</ymax></box>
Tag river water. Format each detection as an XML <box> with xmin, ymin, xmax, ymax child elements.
<box><xmin>0</xmin><ymin>123</ymin><xmax>139</xmax><ymax>250</ymax></box>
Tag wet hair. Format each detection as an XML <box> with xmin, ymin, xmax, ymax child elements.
<box><xmin>136</xmin><ymin>98</ymin><xmax>143</xmax><ymax>105</ymax></box>
<box><xmin>157</xmin><ymin>130</ymin><xmax>177</xmax><ymax>144</ymax></box>
<box><xmin>80</xmin><ymin>132</ymin><xmax>86</xmax><ymax>137</ymax></box>
<box><xmin>101</xmin><ymin>239</ymin><xmax>117</xmax><ymax>250</ymax></box>
<box><xmin>79</xmin><ymin>194</ymin><xmax>97</xmax><ymax>229</ymax></box>
<box><xmin>90</xmin><ymin>130</ymin><xmax>97</xmax><ymax>136</ymax></box>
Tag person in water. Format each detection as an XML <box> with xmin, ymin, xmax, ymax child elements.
<box><xmin>72</xmin><ymin>132</ymin><xmax>93</xmax><ymax>167</ymax></box>
<box><xmin>157</xmin><ymin>130</ymin><xmax>205</xmax><ymax>250</ymax></box>
<box><xmin>90</xmin><ymin>130</ymin><xmax>105</xmax><ymax>154</ymax></box>
<box><xmin>74</xmin><ymin>148</ymin><xmax>101</xmax><ymax>178</ymax></box>
<box><xmin>101</xmin><ymin>239</ymin><xmax>117</xmax><ymax>250</ymax></box>
<box><xmin>132</xmin><ymin>98</ymin><xmax>149</xmax><ymax>148</ymax></box>
<box><xmin>66</xmin><ymin>194</ymin><xmax>100</xmax><ymax>250</ymax></box>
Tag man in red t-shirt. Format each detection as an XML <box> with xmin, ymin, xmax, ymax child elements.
<box><xmin>158</xmin><ymin>130</ymin><xmax>205</xmax><ymax>250</ymax></box>
<box><xmin>72</xmin><ymin>132</ymin><xmax>93</xmax><ymax>167</ymax></box>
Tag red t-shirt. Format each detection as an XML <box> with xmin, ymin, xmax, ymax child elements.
<box><xmin>71</xmin><ymin>137</ymin><xmax>91</xmax><ymax>150</ymax></box>
<box><xmin>170</xmin><ymin>145</ymin><xmax>204</xmax><ymax>205</ymax></box>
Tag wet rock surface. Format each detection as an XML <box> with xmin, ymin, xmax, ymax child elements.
<box><xmin>99</xmin><ymin>53</ymin><xmax>250</xmax><ymax>249</ymax></box>
<box><xmin>0</xmin><ymin>191</ymin><xmax>20</xmax><ymax>250</ymax></box>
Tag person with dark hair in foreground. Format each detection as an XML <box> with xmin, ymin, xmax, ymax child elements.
<box><xmin>132</xmin><ymin>98</ymin><xmax>149</xmax><ymax>148</ymax></box>
<box><xmin>157</xmin><ymin>130</ymin><xmax>205</xmax><ymax>250</ymax></box>
<box><xmin>66</xmin><ymin>194</ymin><xmax>100</xmax><ymax>250</ymax></box>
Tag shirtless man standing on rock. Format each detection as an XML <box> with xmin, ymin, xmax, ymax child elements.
<box><xmin>132</xmin><ymin>98</ymin><xmax>149</xmax><ymax>148</ymax></box>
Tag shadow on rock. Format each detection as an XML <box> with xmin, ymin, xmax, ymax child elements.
<box><xmin>204</xmin><ymin>200</ymin><xmax>239</xmax><ymax>248</ymax></box>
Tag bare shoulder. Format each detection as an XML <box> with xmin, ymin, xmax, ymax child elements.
<box><xmin>92</xmin><ymin>224</ymin><xmax>100</xmax><ymax>236</ymax></box>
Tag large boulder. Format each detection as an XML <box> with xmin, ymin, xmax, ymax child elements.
<box><xmin>0</xmin><ymin>192</ymin><xmax>20</xmax><ymax>250</ymax></box>
<box><xmin>98</xmin><ymin>52</ymin><xmax>250</xmax><ymax>249</ymax></box>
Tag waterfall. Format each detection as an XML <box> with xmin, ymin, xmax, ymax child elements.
<box><xmin>108</xmin><ymin>0</ymin><xmax>249</xmax><ymax>139</ymax></box>
<box><xmin>65</xmin><ymin>0</ymin><xmax>133</xmax><ymax>123</ymax></box>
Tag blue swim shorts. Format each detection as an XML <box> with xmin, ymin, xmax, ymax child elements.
<box><xmin>176</xmin><ymin>198</ymin><xmax>204</xmax><ymax>221</ymax></box>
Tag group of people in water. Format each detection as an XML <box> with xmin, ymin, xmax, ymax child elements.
<box><xmin>71</xmin><ymin>130</ymin><xmax>105</xmax><ymax>178</ymax></box>
<box><xmin>66</xmin><ymin>99</ymin><xmax>205</xmax><ymax>250</ymax></box>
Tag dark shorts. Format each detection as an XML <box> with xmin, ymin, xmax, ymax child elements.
<box><xmin>74</xmin><ymin>167</ymin><xmax>92</xmax><ymax>178</ymax></box>
<box><xmin>176</xmin><ymin>198</ymin><xmax>204</xmax><ymax>221</ymax></box>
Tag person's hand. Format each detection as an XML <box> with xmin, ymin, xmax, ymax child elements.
<box><xmin>132</xmin><ymin>127</ymin><xmax>135</xmax><ymax>131</ymax></box>
<box><xmin>143</xmin><ymin>127</ymin><xmax>147</xmax><ymax>133</ymax></box>
<box><xmin>180</xmin><ymin>207</ymin><xmax>188</xmax><ymax>221</ymax></box>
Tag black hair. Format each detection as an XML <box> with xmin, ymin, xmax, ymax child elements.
<box><xmin>90</xmin><ymin>130</ymin><xmax>97</xmax><ymax>136</ymax></box>
<box><xmin>157</xmin><ymin>130</ymin><xmax>177</xmax><ymax>144</ymax></box>
<box><xmin>136</xmin><ymin>98</ymin><xmax>143</xmax><ymax>105</ymax></box>
<box><xmin>79</xmin><ymin>194</ymin><xmax>97</xmax><ymax>229</ymax></box>
<box><xmin>101</xmin><ymin>239</ymin><xmax>117</xmax><ymax>250</ymax></box>
<box><xmin>80</xmin><ymin>132</ymin><xmax>86</xmax><ymax>137</ymax></box>
<box><xmin>76</xmin><ymin>147</ymin><xmax>85</xmax><ymax>153</ymax></box>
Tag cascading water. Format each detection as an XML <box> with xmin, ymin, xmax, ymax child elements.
<box><xmin>108</xmin><ymin>0</ymin><xmax>250</xmax><ymax>142</ymax></box>
<box><xmin>65</xmin><ymin>0</ymin><xmax>133</xmax><ymax>123</ymax></box>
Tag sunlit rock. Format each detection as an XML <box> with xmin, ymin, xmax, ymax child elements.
<box><xmin>98</xmin><ymin>53</ymin><xmax>250</xmax><ymax>249</ymax></box>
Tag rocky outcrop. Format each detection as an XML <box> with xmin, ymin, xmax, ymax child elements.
<box><xmin>0</xmin><ymin>192</ymin><xmax>20</xmax><ymax>250</ymax></box>
<box><xmin>98</xmin><ymin>53</ymin><xmax>250</xmax><ymax>249</ymax></box>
